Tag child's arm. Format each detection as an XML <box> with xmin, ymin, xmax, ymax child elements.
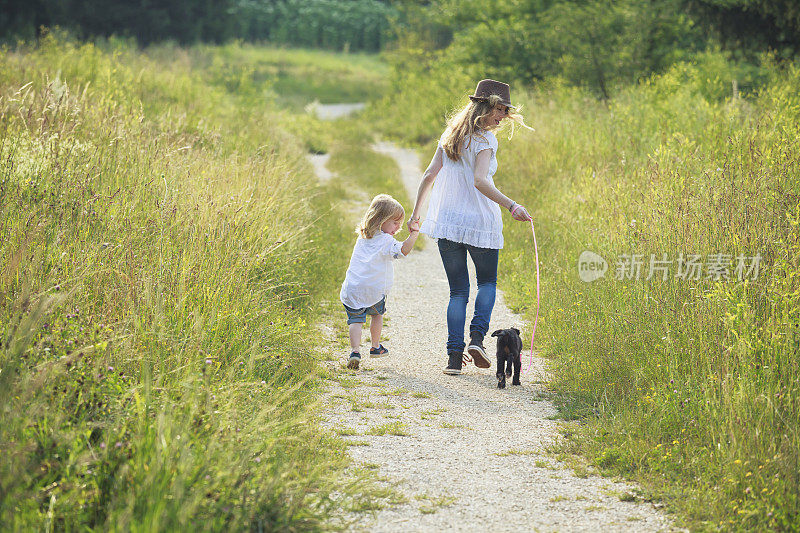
<box><xmin>400</xmin><ymin>219</ymin><xmax>421</xmax><ymax>256</ymax></box>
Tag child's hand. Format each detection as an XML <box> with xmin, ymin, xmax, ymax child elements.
<box><xmin>408</xmin><ymin>218</ymin><xmax>421</xmax><ymax>232</ymax></box>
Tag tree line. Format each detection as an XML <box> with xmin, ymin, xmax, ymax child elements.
<box><xmin>0</xmin><ymin>0</ymin><xmax>396</xmax><ymax>51</ymax></box>
<box><xmin>392</xmin><ymin>0</ymin><xmax>800</xmax><ymax>99</ymax></box>
<box><xmin>2</xmin><ymin>0</ymin><xmax>798</xmax><ymax>94</ymax></box>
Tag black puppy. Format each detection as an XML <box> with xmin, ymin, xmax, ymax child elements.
<box><xmin>491</xmin><ymin>328</ymin><xmax>523</xmax><ymax>389</ymax></box>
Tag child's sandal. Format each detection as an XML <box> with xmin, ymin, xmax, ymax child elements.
<box><xmin>369</xmin><ymin>344</ymin><xmax>389</xmax><ymax>358</ymax></box>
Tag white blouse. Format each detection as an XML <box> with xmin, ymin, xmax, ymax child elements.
<box><xmin>420</xmin><ymin>129</ymin><xmax>503</xmax><ymax>249</ymax></box>
<box><xmin>340</xmin><ymin>231</ymin><xmax>405</xmax><ymax>309</ymax></box>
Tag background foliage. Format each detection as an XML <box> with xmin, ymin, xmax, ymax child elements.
<box><xmin>1</xmin><ymin>0</ymin><xmax>396</xmax><ymax>51</ymax></box>
<box><xmin>390</xmin><ymin>0</ymin><xmax>799</xmax><ymax>99</ymax></box>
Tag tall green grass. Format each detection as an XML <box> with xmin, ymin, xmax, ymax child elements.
<box><xmin>0</xmin><ymin>34</ymin><xmax>370</xmax><ymax>530</ymax></box>
<box><xmin>327</xmin><ymin>146</ymin><xmax>407</xmax><ymax>204</ymax></box>
<box><xmin>373</xmin><ymin>52</ymin><xmax>800</xmax><ymax>529</ymax></box>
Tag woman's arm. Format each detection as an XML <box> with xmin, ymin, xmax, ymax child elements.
<box><xmin>408</xmin><ymin>146</ymin><xmax>444</xmax><ymax>229</ymax></box>
<box><xmin>474</xmin><ymin>149</ymin><xmax>532</xmax><ymax>221</ymax></box>
<box><xmin>401</xmin><ymin>219</ymin><xmax>421</xmax><ymax>256</ymax></box>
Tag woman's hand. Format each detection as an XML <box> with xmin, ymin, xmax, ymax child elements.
<box><xmin>511</xmin><ymin>204</ymin><xmax>532</xmax><ymax>222</ymax></box>
<box><xmin>407</xmin><ymin>216</ymin><xmax>421</xmax><ymax>232</ymax></box>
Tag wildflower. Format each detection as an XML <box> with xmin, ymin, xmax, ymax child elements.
<box><xmin>115</xmin><ymin>442</ymin><xmax>122</xmax><ymax>449</ymax></box>
<box><xmin>100</xmin><ymin>443</ymin><xmax>106</xmax><ymax>449</ymax></box>
<box><xmin>205</xmin><ymin>358</ymin><xmax>212</xmax><ymax>365</ymax></box>
<box><xmin>108</xmin><ymin>366</ymin><xmax>114</xmax><ymax>371</ymax></box>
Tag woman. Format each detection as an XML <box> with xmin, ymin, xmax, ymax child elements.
<box><xmin>408</xmin><ymin>79</ymin><xmax>532</xmax><ymax>375</ymax></box>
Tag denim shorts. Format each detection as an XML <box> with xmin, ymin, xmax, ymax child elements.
<box><xmin>343</xmin><ymin>297</ymin><xmax>386</xmax><ymax>325</ymax></box>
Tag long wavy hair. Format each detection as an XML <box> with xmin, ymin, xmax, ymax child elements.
<box><xmin>357</xmin><ymin>194</ymin><xmax>404</xmax><ymax>239</ymax></box>
<box><xmin>441</xmin><ymin>94</ymin><xmax>532</xmax><ymax>161</ymax></box>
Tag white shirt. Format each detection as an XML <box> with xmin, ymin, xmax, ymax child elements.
<box><xmin>420</xmin><ymin>129</ymin><xmax>503</xmax><ymax>249</ymax></box>
<box><xmin>340</xmin><ymin>231</ymin><xmax>405</xmax><ymax>309</ymax></box>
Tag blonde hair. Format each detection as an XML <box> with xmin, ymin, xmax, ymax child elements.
<box><xmin>357</xmin><ymin>194</ymin><xmax>405</xmax><ymax>239</ymax></box>
<box><xmin>441</xmin><ymin>94</ymin><xmax>533</xmax><ymax>161</ymax></box>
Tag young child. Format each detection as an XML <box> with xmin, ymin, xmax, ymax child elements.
<box><xmin>340</xmin><ymin>194</ymin><xmax>420</xmax><ymax>369</ymax></box>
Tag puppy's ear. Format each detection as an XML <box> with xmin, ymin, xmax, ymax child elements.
<box><xmin>512</xmin><ymin>327</ymin><xmax>520</xmax><ymax>335</ymax></box>
<box><xmin>491</xmin><ymin>329</ymin><xmax>502</xmax><ymax>337</ymax></box>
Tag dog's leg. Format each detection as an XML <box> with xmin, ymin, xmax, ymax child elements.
<box><xmin>512</xmin><ymin>351</ymin><xmax>521</xmax><ymax>385</ymax></box>
<box><xmin>501</xmin><ymin>345</ymin><xmax>512</xmax><ymax>377</ymax></box>
<box><xmin>506</xmin><ymin>354</ymin><xmax>513</xmax><ymax>377</ymax></box>
<box><xmin>496</xmin><ymin>353</ymin><xmax>506</xmax><ymax>388</ymax></box>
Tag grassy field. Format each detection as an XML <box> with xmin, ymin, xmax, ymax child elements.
<box><xmin>0</xmin><ymin>34</ymin><xmax>388</xmax><ymax>530</ymax></box>
<box><xmin>371</xmin><ymin>53</ymin><xmax>800</xmax><ymax>530</ymax></box>
<box><xmin>180</xmin><ymin>41</ymin><xmax>388</xmax><ymax>108</ymax></box>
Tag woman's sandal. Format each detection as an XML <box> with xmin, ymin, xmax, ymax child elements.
<box><xmin>369</xmin><ymin>344</ymin><xmax>389</xmax><ymax>358</ymax></box>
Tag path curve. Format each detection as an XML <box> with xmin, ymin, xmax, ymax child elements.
<box><xmin>307</xmin><ymin>101</ymin><xmax>366</xmax><ymax>120</ymax></box>
<box><xmin>321</xmin><ymin>138</ymin><xmax>675</xmax><ymax>532</ymax></box>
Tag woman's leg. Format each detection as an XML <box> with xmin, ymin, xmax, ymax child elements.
<box><xmin>467</xmin><ymin>245</ymin><xmax>499</xmax><ymax>339</ymax></box>
<box><xmin>437</xmin><ymin>238</ymin><xmax>469</xmax><ymax>352</ymax></box>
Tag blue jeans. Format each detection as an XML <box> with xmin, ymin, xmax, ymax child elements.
<box><xmin>437</xmin><ymin>238</ymin><xmax>499</xmax><ymax>352</ymax></box>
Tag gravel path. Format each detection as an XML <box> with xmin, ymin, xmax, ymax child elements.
<box><xmin>317</xmin><ymin>126</ymin><xmax>674</xmax><ymax>531</ymax></box>
<box><xmin>308</xmin><ymin>152</ymin><xmax>333</xmax><ymax>183</ymax></box>
<box><xmin>307</xmin><ymin>101</ymin><xmax>366</xmax><ymax>120</ymax></box>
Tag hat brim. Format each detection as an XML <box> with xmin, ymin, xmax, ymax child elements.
<box><xmin>469</xmin><ymin>95</ymin><xmax>516</xmax><ymax>109</ymax></box>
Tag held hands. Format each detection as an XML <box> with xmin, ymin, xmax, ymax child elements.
<box><xmin>407</xmin><ymin>217</ymin><xmax>421</xmax><ymax>232</ymax></box>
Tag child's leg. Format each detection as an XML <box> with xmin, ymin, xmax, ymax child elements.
<box><xmin>369</xmin><ymin>314</ymin><xmax>383</xmax><ymax>349</ymax></box>
<box><xmin>349</xmin><ymin>323</ymin><xmax>363</xmax><ymax>353</ymax></box>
